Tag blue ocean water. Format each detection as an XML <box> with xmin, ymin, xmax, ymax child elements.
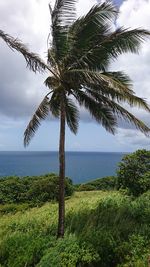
<box><xmin>0</xmin><ymin>151</ymin><xmax>125</xmax><ymax>184</ymax></box>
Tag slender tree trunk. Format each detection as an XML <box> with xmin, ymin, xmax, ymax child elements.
<box><xmin>57</xmin><ymin>99</ymin><xmax>65</xmax><ymax>238</ymax></box>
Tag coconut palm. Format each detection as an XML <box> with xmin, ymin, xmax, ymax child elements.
<box><xmin>0</xmin><ymin>0</ymin><xmax>150</xmax><ymax>238</ymax></box>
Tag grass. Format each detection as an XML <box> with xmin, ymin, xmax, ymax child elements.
<box><xmin>0</xmin><ymin>191</ymin><xmax>150</xmax><ymax>267</ymax></box>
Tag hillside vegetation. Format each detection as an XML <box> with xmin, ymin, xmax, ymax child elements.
<box><xmin>0</xmin><ymin>190</ymin><xmax>150</xmax><ymax>267</ymax></box>
<box><xmin>76</xmin><ymin>176</ymin><xmax>116</xmax><ymax>191</ymax></box>
<box><xmin>0</xmin><ymin>174</ymin><xmax>74</xmax><ymax>213</ymax></box>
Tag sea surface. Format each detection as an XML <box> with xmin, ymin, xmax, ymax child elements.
<box><xmin>0</xmin><ymin>151</ymin><xmax>126</xmax><ymax>184</ymax></box>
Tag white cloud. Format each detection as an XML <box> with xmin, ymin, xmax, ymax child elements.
<box><xmin>0</xmin><ymin>0</ymin><xmax>97</xmax><ymax>121</ymax></box>
<box><xmin>114</xmin><ymin>0</ymin><xmax>150</xmax><ymax>101</ymax></box>
<box><xmin>116</xmin><ymin>128</ymin><xmax>150</xmax><ymax>150</ymax></box>
<box><xmin>110</xmin><ymin>0</ymin><xmax>150</xmax><ymax>145</ymax></box>
<box><xmin>77</xmin><ymin>0</ymin><xmax>97</xmax><ymax>17</ymax></box>
<box><xmin>0</xmin><ymin>0</ymin><xmax>150</xmax><ymax>151</ymax></box>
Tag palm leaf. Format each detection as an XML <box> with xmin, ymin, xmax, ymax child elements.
<box><xmin>67</xmin><ymin>68</ymin><xmax>133</xmax><ymax>93</ymax></box>
<box><xmin>85</xmin><ymin>88</ymin><xmax>150</xmax><ymax>134</ymax></box>
<box><xmin>67</xmin><ymin>68</ymin><xmax>150</xmax><ymax>112</ymax></box>
<box><xmin>24</xmin><ymin>96</ymin><xmax>50</xmax><ymax>146</ymax></box>
<box><xmin>0</xmin><ymin>30</ymin><xmax>48</xmax><ymax>73</ymax></box>
<box><xmin>66</xmin><ymin>26</ymin><xmax>150</xmax><ymax>70</ymax></box>
<box><xmin>95</xmin><ymin>27</ymin><xmax>150</xmax><ymax>64</ymax></box>
<box><xmin>65</xmin><ymin>2</ymin><xmax>117</xmax><ymax>68</ymax></box>
<box><xmin>65</xmin><ymin>97</ymin><xmax>79</xmax><ymax>134</ymax></box>
<box><xmin>51</xmin><ymin>0</ymin><xmax>77</xmax><ymax>61</ymax></box>
<box><xmin>44</xmin><ymin>75</ymin><xmax>59</xmax><ymax>89</ymax></box>
<box><xmin>74</xmin><ymin>90</ymin><xmax>117</xmax><ymax>134</ymax></box>
<box><xmin>52</xmin><ymin>0</ymin><xmax>77</xmax><ymax>27</ymax></box>
<box><xmin>49</xmin><ymin>92</ymin><xmax>61</xmax><ymax>117</ymax></box>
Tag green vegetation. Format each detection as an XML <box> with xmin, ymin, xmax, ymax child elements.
<box><xmin>117</xmin><ymin>149</ymin><xmax>150</xmax><ymax>196</ymax></box>
<box><xmin>1</xmin><ymin>0</ymin><xmax>150</xmax><ymax>237</ymax></box>
<box><xmin>0</xmin><ymin>174</ymin><xmax>74</xmax><ymax>213</ymax></box>
<box><xmin>0</xmin><ymin>191</ymin><xmax>150</xmax><ymax>267</ymax></box>
<box><xmin>78</xmin><ymin>149</ymin><xmax>150</xmax><ymax>197</ymax></box>
<box><xmin>76</xmin><ymin>176</ymin><xmax>116</xmax><ymax>191</ymax></box>
<box><xmin>0</xmin><ymin>150</ymin><xmax>150</xmax><ymax>265</ymax></box>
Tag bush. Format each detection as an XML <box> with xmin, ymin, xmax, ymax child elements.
<box><xmin>77</xmin><ymin>176</ymin><xmax>116</xmax><ymax>191</ymax></box>
<box><xmin>0</xmin><ymin>203</ymin><xmax>30</xmax><ymax>214</ymax></box>
<box><xmin>37</xmin><ymin>235</ymin><xmax>99</xmax><ymax>267</ymax></box>
<box><xmin>0</xmin><ymin>174</ymin><xmax>74</xmax><ymax>208</ymax></box>
<box><xmin>67</xmin><ymin>192</ymin><xmax>150</xmax><ymax>266</ymax></box>
<box><xmin>0</xmin><ymin>191</ymin><xmax>150</xmax><ymax>267</ymax></box>
<box><xmin>0</xmin><ymin>232</ymin><xmax>52</xmax><ymax>267</ymax></box>
<box><xmin>117</xmin><ymin>149</ymin><xmax>150</xmax><ymax>196</ymax></box>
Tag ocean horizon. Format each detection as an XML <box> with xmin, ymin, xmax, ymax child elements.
<box><xmin>0</xmin><ymin>151</ymin><xmax>127</xmax><ymax>183</ymax></box>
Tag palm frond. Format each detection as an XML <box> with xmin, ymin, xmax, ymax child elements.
<box><xmin>0</xmin><ymin>30</ymin><xmax>48</xmax><ymax>73</ymax></box>
<box><xmin>24</xmin><ymin>96</ymin><xmax>50</xmax><ymax>146</ymax></box>
<box><xmin>67</xmin><ymin>68</ymin><xmax>150</xmax><ymax>112</ymax></box>
<box><xmin>101</xmin><ymin>72</ymin><xmax>150</xmax><ymax>111</ymax></box>
<box><xmin>52</xmin><ymin>0</ymin><xmax>77</xmax><ymax>27</ymax></box>
<box><xmin>74</xmin><ymin>90</ymin><xmax>117</xmax><ymax>134</ymax></box>
<box><xmin>102</xmin><ymin>96</ymin><xmax>150</xmax><ymax>135</ymax></box>
<box><xmin>51</xmin><ymin>0</ymin><xmax>77</xmax><ymax>61</ymax></box>
<box><xmin>67</xmin><ymin>69</ymin><xmax>133</xmax><ymax>94</ymax></box>
<box><xmin>86</xmin><ymin>88</ymin><xmax>150</xmax><ymax>135</ymax></box>
<box><xmin>49</xmin><ymin>92</ymin><xmax>61</xmax><ymax>117</ymax></box>
<box><xmin>97</xmin><ymin>27</ymin><xmax>150</xmax><ymax>61</ymax></box>
<box><xmin>66</xmin><ymin>27</ymin><xmax>150</xmax><ymax>70</ymax></box>
<box><xmin>65</xmin><ymin>97</ymin><xmax>79</xmax><ymax>134</ymax></box>
<box><xmin>64</xmin><ymin>2</ymin><xmax>117</xmax><ymax>68</ymax></box>
<box><xmin>44</xmin><ymin>75</ymin><xmax>59</xmax><ymax>89</ymax></box>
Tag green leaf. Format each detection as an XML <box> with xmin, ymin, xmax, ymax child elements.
<box><xmin>0</xmin><ymin>30</ymin><xmax>48</xmax><ymax>73</ymax></box>
<box><xmin>74</xmin><ymin>90</ymin><xmax>116</xmax><ymax>134</ymax></box>
<box><xmin>65</xmin><ymin>97</ymin><xmax>79</xmax><ymax>134</ymax></box>
<box><xmin>24</xmin><ymin>96</ymin><xmax>50</xmax><ymax>146</ymax></box>
<box><xmin>51</xmin><ymin>0</ymin><xmax>77</xmax><ymax>61</ymax></box>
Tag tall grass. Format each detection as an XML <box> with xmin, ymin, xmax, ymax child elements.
<box><xmin>0</xmin><ymin>191</ymin><xmax>150</xmax><ymax>266</ymax></box>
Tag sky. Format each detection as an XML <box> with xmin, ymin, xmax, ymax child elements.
<box><xmin>0</xmin><ymin>0</ymin><xmax>150</xmax><ymax>152</ymax></box>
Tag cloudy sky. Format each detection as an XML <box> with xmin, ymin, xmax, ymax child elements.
<box><xmin>0</xmin><ymin>0</ymin><xmax>150</xmax><ymax>152</ymax></box>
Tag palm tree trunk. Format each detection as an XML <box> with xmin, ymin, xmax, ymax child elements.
<box><xmin>57</xmin><ymin>99</ymin><xmax>65</xmax><ymax>238</ymax></box>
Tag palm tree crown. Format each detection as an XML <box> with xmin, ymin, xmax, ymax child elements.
<box><xmin>26</xmin><ymin>1</ymin><xmax>150</xmax><ymax>141</ymax></box>
<box><xmin>0</xmin><ymin>0</ymin><xmax>150</xmax><ymax>237</ymax></box>
<box><xmin>1</xmin><ymin>1</ymin><xmax>150</xmax><ymax>140</ymax></box>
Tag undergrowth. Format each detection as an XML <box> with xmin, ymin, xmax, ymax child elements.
<box><xmin>0</xmin><ymin>191</ymin><xmax>150</xmax><ymax>266</ymax></box>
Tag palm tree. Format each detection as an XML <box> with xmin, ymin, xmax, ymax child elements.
<box><xmin>0</xmin><ymin>1</ymin><xmax>150</xmax><ymax>238</ymax></box>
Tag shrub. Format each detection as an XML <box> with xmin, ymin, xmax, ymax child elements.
<box><xmin>117</xmin><ymin>149</ymin><xmax>150</xmax><ymax>196</ymax></box>
<box><xmin>0</xmin><ymin>191</ymin><xmax>150</xmax><ymax>267</ymax></box>
<box><xmin>0</xmin><ymin>174</ymin><xmax>74</xmax><ymax>207</ymax></box>
<box><xmin>0</xmin><ymin>232</ymin><xmax>52</xmax><ymax>267</ymax></box>
<box><xmin>0</xmin><ymin>203</ymin><xmax>30</xmax><ymax>214</ymax></box>
<box><xmin>37</xmin><ymin>235</ymin><xmax>99</xmax><ymax>267</ymax></box>
<box><xmin>77</xmin><ymin>176</ymin><xmax>116</xmax><ymax>191</ymax></box>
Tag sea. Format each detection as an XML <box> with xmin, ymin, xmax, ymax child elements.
<box><xmin>0</xmin><ymin>151</ymin><xmax>126</xmax><ymax>184</ymax></box>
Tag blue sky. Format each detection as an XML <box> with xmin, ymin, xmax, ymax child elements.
<box><xmin>114</xmin><ymin>0</ymin><xmax>123</xmax><ymax>6</ymax></box>
<box><xmin>0</xmin><ymin>0</ymin><xmax>150</xmax><ymax>152</ymax></box>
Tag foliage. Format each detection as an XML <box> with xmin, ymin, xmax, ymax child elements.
<box><xmin>0</xmin><ymin>174</ymin><xmax>74</xmax><ymax>209</ymax></box>
<box><xmin>0</xmin><ymin>191</ymin><xmax>150</xmax><ymax>266</ymax></box>
<box><xmin>117</xmin><ymin>149</ymin><xmax>150</xmax><ymax>196</ymax></box>
<box><xmin>76</xmin><ymin>176</ymin><xmax>116</xmax><ymax>191</ymax></box>
<box><xmin>37</xmin><ymin>235</ymin><xmax>99</xmax><ymax>267</ymax></box>
<box><xmin>1</xmin><ymin>1</ymin><xmax>150</xmax><ymax>237</ymax></box>
<box><xmin>1</xmin><ymin>2</ymin><xmax>150</xmax><ymax>144</ymax></box>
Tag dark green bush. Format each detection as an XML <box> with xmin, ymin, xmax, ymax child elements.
<box><xmin>77</xmin><ymin>176</ymin><xmax>116</xmax><ymax>191</ymax></box>
<box><xmin>0</xmin><ymin>232</ymin><xmax>52</xmax><ymax>267</ymax></box>
<box><xmin>37</xmin><ymin>235</ymin><xmax>99</xmax><ymax>267</ymax></box>
<box><xmin>117</xmin><ymin>149</ymin><xmax>150</xmax><ymax>196</ymax></box>
<box><xmin>67</xmin><ymin>193</ymin><xmax>150</xmax><ymax>266</ymax></box>
<box><xmin>0</xmin><ymin>174</ymin><xmax>74</xmax><ymax>208</ymax></box>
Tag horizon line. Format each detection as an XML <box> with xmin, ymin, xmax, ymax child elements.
<box><xmin>0</xmin><ymin>150</ymin><xmax>129</xmax><ymax>153</ymax></box>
